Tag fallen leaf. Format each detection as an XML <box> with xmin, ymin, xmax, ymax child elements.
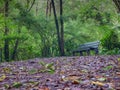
<box><xmin>97</xmin><ymin>77</ymin><xmax>106</xmax><ymax>82</ymax></box>
<box><xmin>12</xmin><ymin>82</ymin><xmax>22</xmax><ymax>88</ymax></box>
<box><xmin>4</xmin><ymin>84</ymin><xmax>10</xmax><ymax>89</ymax></box>
<box><xmin>61</xmin><ymin>75</ymin><xmax>80</xmax><ymax>82</ymax></box>
<box><xmin>116</xmin><ymin>72</ymin><xmax>120</xmax><ymax>76</ymax></box>
<box><xmin>0</xmin><ymin>74</ymin><xmax>6</xmax><ymax>82</ymax></box>
<box><xmin>19</xmin><ymin>67</ymin><xmax>24</xmax><ymax>70</ymax></box>
<box><xmin>72</xmin><ymin>80</ymin><xmax>80</xmax><ymax>84</ymax></box>
<box><xmin>64</xmin><ymin>87</ymin><xmax>70</xmax><ymax>90</ymax></box>
<box><xmin>39</xmin><ymin>87</ymin><xmax>49</xmax><ymax>90</ymax></box>
<box><xmin>28</xmin><ymin>69</ymin><xmax>38</xmax><ymax>74</ymax></box>
<box><xmin>2</xmin><ymin>68</ymin><xmax>11</xmax><ymax>73</ymax></box>
<box><xmin>91</xmin><ymin>81</ymin><xmax>105</xmax><ymax>86</ymax></box>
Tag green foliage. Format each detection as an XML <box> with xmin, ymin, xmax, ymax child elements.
<box><xmin>101</xmin><ymin>30</ymin><xmax>120</xmax><ymax>50</ymax></box>
<box><xmin>0</xmin><ymin>0</ymin><xmax>120</xmax><ymax>61</ymax></box>
<box><xmin>103</xmin><ymin>65</ymin><xmax>113</xmax><ymax>71</ymax></box>
<box><xmin>28</xmin><ymin>69</ymin><xmax>37</xmax><ymax>74</ymax></box>
<box><xmin>100</xmin><ymin>48</ymin><xmax>120</xmax><ymax>55</ymax></box>
<box><xmin>39</xmin><ymin>61</ymin><xmax>55</xmax><ymax>74</ymax></box>
<box><xmin>12</xmin><ymin>82</ymin><xmax>22</xmax><ymax>88</ymax></box>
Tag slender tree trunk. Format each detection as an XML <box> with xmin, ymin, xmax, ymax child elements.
<box><xmin>60</xmin><ymin>0</ymin><xmax>65</xmax><ymax>56</ymax></box>
<box><xmin>46</xmin><ymin>0</ymin><xmax>49</xmax><ymax>16</ymax></box>
<box><xmin>113</xmin><ymin>0</ymin><xmax>120</xmax><ymax>12</ymax></box>
<box><xmin>11</xmin><ymin>27</ymin><xmax>21</xmax><ymax>60</ymax></box>
<box><xmin>11</xmin><ymin>39</ymin><xmax>19</xmax><ymax>60</ymax></box>
<box><xmin>46</xmin><ymin>0</ymin><xmax>52</xmax><ymax>17</ymax></box>
<box><xmin>4</xmin><ymin>0</ymin><xmax>9</xmax><ymax>61</ymax></box>
<box><xmin>49</xmin><ymin>2</ymin><xmax>52</xmax><ymax>16</ymax></box>
<box><xmin>36</xmin><ymin>1</ymin><xmax>38</xmax><ymax>16</ymax></box>
<box><xmin>51</xmin><ymin>0</ymin><xmax>62</xmax><ymax>56</ymax></box>
<box><xmin>27</xmin><ymin>0</ymin><xmax>35</xmax><ymax>12</ymax></box>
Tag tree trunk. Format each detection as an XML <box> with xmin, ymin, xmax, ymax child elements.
<box><xmin>60</xmin><ymin>0</ymin><xmax>65</xmax><ymax>56</ymax></box>
<box><xmin>4</xmin><ymin>0</ymin><xmax>9</xmax><ymax>61</ymax></box>
<box><xmin>11</xmin><ymin>27</ymin><xmax>21</xmax><ymax>60</ymax></box>
<box><xmin>46</xmin><ymin>0</ymin><xmax>49</xmax><ymax>16</ymax></box>
<box><xmin>11</xmin><ymin>39</ymin><xmax>19</xmax><ymax>60</ymax></box>
<box><xmin>51</xmin><ymin>0</ymin><xmax>63</xmax><ymax>56</ymax></box>
<box><xmin>46</xmin><ymin>0</ymin><xmax>52</xmax><ymax>17</ymax></box>
<box><xmin>113</xmin><ymin>0</ymin><xmax>120</xmax><ymax>12</ymax></box>
<box><xmin>36</xmin><ymin>1</ymin><xmax>38</xmax><ymax>16</ymax></box>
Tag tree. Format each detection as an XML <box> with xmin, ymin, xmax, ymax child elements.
<box><xmin>46</xmin><ymin>0</ymin><xmax>52</xmax><ymax>17</ymax></box>
<box><xmin>11</xmin><ymin>26</ymin><xmax>21</xmax><ymax>60</ymax></box>
<box><xmin>10</xmin><ymin>0</ymin><xmax>36</xmax><ymax>60</ymax></box>
<box><xmin>51</xmin><ymin>0</ymin><xmax>65</xmax><ymax>56</ymax></box>
<box><xmin>4</xmin><ymin>0</ymin><xmax>9</xmax><ymax>61</ymax></box>
<box><xmin>112</xmin><ymin>0</ymin><xmax>120</xmax><ymax>12</ymax></box>
<box><xmin>60</xmin><ymin>0</ymin><xmax>64</xmax><ymax>56</ymax></box>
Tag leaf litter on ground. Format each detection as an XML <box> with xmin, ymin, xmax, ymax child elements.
<box><xmin>0</xmin><ymin>55</ymin><xmax>120</xmax><ymax>90</ymax></box>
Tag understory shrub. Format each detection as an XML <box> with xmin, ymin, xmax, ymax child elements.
<box><xmin>100</xmin><ymin>30</ymin><xmax>120</xmax><ymax>55</ymax></box>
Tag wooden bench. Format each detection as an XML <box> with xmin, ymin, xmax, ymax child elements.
<box><xmin>73</xmin><ymin>41</ymin><xmax>100</xmax><ymax>56</ymax></box>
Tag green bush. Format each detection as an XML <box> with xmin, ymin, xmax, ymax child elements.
<box><xmin>101</xmin><ymin>30</ymin><xmax>120</xmax><ymax>50</ymax></box>
<box><xmin>100</xmin><ymin>48</ymin><xmax>120</xmax><ymax>55</ymax></box>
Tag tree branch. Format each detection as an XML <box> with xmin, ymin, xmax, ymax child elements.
<box><xmin>27</xmin><ymin>0</ymin><xmax>35</xmax><ymax>12</ymax></box>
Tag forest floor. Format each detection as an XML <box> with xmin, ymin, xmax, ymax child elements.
<box><xmin>0</xmin><ymin>55</ymin><xmax>120</xmax><ymax>90</ymax></box>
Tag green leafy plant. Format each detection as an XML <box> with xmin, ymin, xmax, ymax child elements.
<box><xmin>101</xmin><ymin>30</ymin><xmax>120</xmax><ymax>50</ymax></box>
<box><xmin>28</xmin><ymin>69</ymin><xmax>38</xmax><ymax>74</ymax></box>
<box><xmin>100</xmin><ymin>48</ymin><xmax>120</xmax><ymax>55</ymax></box>
<box><xmin>12</xmin><ymin>82</ymin><xmax>22</xmax><ymax>88</ymax></box>
<box><xmin>39</xmin><ymin>61</ymin><xmax>55</xmax><ymax>74</ymax></box>
<box><xmin>103</xmin><ymin>65</ymin><xmax>113</xmax><ymax>71</ymax></box>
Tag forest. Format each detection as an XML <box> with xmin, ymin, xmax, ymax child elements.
<box><xmin>0</xmin><ymin>0</ymin><xmax>120</xmax><ymax>61</ymax></box>
<box><xmin>0</xmin><ymin>0</ymin><xmax>120</xmax><ymax>90</ymax></box>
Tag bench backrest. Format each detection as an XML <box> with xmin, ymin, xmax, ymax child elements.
<box><xmin>79</xmin><ymin>41</ymin><xmax>100</xmax><ymax>49</ymax></box>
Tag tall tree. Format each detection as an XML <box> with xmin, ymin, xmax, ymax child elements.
<box><xmin>113</xmin><ymin>0</ymin><xmax>120</xmax><ymax>12</ymax></box>
<box><xmin>51</xmin><ymin>0</ymin><xmax>62</xmax><ymax>56</ymax></box>
<box><xmin>51</xmin><ymin>0</ymin><xmax>65</xmax><ymax>56</ymax></box>
<box><xmin>11</xmin><ymin>0</ymin><xmax>36</xmax><ymax>60</ymax></box>
<box><xmin>11</xmin><ymin>26</ymin><xmax>21</xmax><ymax>60</ymax></box>
<box><xmin>60</xmin><ymin>0</ymin><xmax>65</xmax><ymax>56</ymax></box>
<box><xmin>46</xmin><ymin>0</ymin><xmax>52</xmax><ymax>17</ymax></box>
<box><xmin>4</xmin><ymin>0</ymin><xmax>9</xmax><ymax>61</ymax></box>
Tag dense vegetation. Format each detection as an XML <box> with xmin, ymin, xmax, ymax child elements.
<box><xmin>0</xmin><ymin>0</ymin><xmax>120</xmax><ymax>61</ymax></box>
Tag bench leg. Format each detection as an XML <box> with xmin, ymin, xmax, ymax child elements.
<box><xmin>73</xmin><ymin>52</ymin><xmax>75</xmax><ymax>56</ymax></box>
<box><xmin>80</xmin><ymin>51</ymin><xmax>83</xmax><ymax>56</ymax></box>
<box><xmin>87</xmin><ymin>50</ymin><xmax>90</xmax><ymax>55</ymax></box>
<box><xmin>95</xmin><ymin>48</ymin><xmax>99</xmax><ymax>55</ymax></box>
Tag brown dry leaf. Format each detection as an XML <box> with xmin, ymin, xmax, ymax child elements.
<box><xmin>116</xmin><ymin>72</ymin><xmax>120</xmax><ymax>76</ymax></box>
<box><xmin>91</xmin><ymin>81</ymin><xmax>105</xmax><ymax>86</ymax></box>
<box><xmin>72</xmin><ymin>79</ymin><xmax>80</xmax><ymax>84</ymax></box>
<box><xmin>64</xmin><ymin>87</ymin><xmax>70</xmax><ymax>90</ymax></box>
<box><xmin>67</xmin><ymin>76</ymin><xmax>80</xmax><ymax>81</ymax></box>
<box><xmin>33</xmin><ymin>76</ymin><xmax>42</xmax><ymax>78</ymax></box>
<box><xmin>39</xmin><ymin>87</ymin><xmax>49</xmax><ymax>90</ymax></box>
<box><xmin>60</xmin><ymin>70</ymin><xmax>65</xmax><ymax>74</ymax></box>
<box><xmin>62</xmin><ymin>75</ymin><xmax>80</xmax><ymax>83</ymax></box>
